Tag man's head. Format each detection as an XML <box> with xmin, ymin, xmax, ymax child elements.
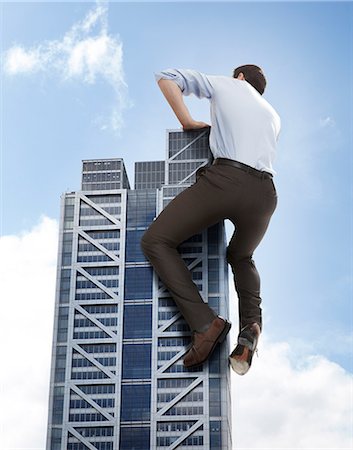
<box><xmin>233</xmin><ymin>64</ymin><xmax>267</xmax><ymax>95</ymax></box>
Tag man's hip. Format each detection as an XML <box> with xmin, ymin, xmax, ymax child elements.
<box><xmin>212</xmin><ymin>157</ymin><xmax>273</xmax><ymax>180</ymax></box>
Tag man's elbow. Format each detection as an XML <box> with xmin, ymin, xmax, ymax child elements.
<box><xmin>157</xmin><ymin>78</ymin><xmax>183</xmax><ymax>93</ymax></box>
<box><xmin>157</xmin><ymin>78</ymin><xmax>176</xmax><ymax>86</ymax></box>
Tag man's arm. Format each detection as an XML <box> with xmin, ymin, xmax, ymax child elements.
<box><xmin>154</xmin><ymin>68</ymin><xmax>214</xmax><ymax>130</ymax></box>
<box><xmin>156</xmin><ymin>79</ymin><xmax>209</xmax><ymax>130</ymax></box>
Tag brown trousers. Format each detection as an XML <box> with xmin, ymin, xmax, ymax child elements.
<box><xmin>141</xmin><ymin>158</ymin><xmax>278</xmax><ymax>335</ymax></box>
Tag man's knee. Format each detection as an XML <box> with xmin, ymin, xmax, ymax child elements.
<box><xmin>141</xmin><ymin>224</ymin><xmax>179</xmax><ymax>259</ymax></box>
<box><xmin>226</xmin><ymin>247</ymin><xmax>253</xmax><ymax>266</ymax></box>
<box><xmin>140</xmin><ymin>229</ymin><xmax>154</xmax><ymax>254</ymax></box>
<box><xmin>140</xmin><ymin>228</ymin><xmax>167</xmax><ymax>256</ymax></box>
<box><xmin>226</xmin><ymin>246</ymin><xmax>241</xmax><ymax>265</ymax></box>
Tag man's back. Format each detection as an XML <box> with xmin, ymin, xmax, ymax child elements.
<box><xmin>207</xmin><ymin>74</ymin><xmax>281</xmax><ymax>175</ymax></box>
<box><xmin>154</xmin><ymin>68</ymin><xmax>281</xmax><ymax>176</ymax></box>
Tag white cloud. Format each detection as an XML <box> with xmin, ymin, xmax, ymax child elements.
<box><xmin>0</xmin><ymin>215</ymin><xmax>59</xmax><ymax>449</ymax></box>
<box><xmin>1</xmin><ymin>215</ymin><xmax>351</xmax><ymax>449</ymax></box>
<box><xmin>2</xmin><ymin>46</ymin><xmax>43</xmax><ymax>74</ymax></box>
<box><xmin>228</xmin><ymin>293</ymin><xmax>353</xmax><ymax>449</ymax></box>
<box><xmin>2</xmin><ymin>0</ymin><xmax>133</xmax><ymax>134</ymax></box>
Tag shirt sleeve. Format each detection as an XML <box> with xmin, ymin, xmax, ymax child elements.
<box><xmin>154</xmin><ymin>68</ymin><xmax>214</xmax><ymax>99</ymax></box>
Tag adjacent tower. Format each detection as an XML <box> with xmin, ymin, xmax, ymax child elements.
<box><xmin>46</xmin><ymin>128</ymin><xmax>233</xmax><ymax>449</ymax></box>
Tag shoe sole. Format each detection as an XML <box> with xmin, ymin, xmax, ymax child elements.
<box><xmin>228</xmin><ymin>324</ymin><xmax>261</xmax><ymax>375</ymax></box>
<box><xmin>183</xmin><ymin>320</ymin><xmax>232</xmax><ymax>369</ymax></box>
<box><xmin>229</xmin><ymin>345</ymin><xmax>252</xmax><ymax>375</ymax></box>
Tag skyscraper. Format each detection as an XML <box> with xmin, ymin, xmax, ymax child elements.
<box><xmin>46</xmin><ymin>127</ymin><xmax>233</xmax><ymax>449</ymax></box>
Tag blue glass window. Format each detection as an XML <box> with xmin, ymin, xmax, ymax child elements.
<box><xmin>64</xmin><ymin>204</ymin><xmax>74</xmax><ymax>229</ymax></box>
<box><xmin>209</xmin><ymin>378</ymin><xmax>221</xmax><ymax>416</ymax></box>
<box><xmin>123</xmin><ymin>304</ymin><xmax>152</xmax><ymax>339</ymax></box>
<box><xmin>57</xmin><ymin>307</ymin><xmax>69</xmax><ymax>343</ymax></box>
<box><xmin>125</xmin><ymin>229</ymin><xmax>148</xmax><ymax>262</ymax></box>
<box><xmin>75</xmin><ymin>426</ymin><xmax>113</xmax><ymax>437</ymax></box>
<box><xmin>210</xmin><ymin>420</ymin><xmax>222</xmax><ymax>448</ymax></box>
<box><xmin>119</xmin><ymin>427</ymin><xmax>150</xmax><ymax>450</ymax></box>
<box><xmin>208</xmin><ymin>259</ymin><xmax>220</xmax><ymax>293</ymax></box>
<box><xmin>60</xmin><ymin>269</ymin><xmax>71</xmax><ymax>303</ymax></box>
<box><xmin>209</xmin><ymin>344</ymin><xmax>220</xmax><ymax>374</ymax></box>
<box><xmin>207</xmin><ymin>222</ymin><xmax>220</xmax><ymax>255</ymax></box>
<box><xmin>126</xmin><ymin>191</ymin><xmax>156</xmax><ymax>228</ymax></box>
<box><xmin>120</xmin><ymin>385</ymin><xmax>151</xmax><ymax>421</ymax></box>
<box><xmin>124</xmin><ymin>267</ymin><xmax>152</xmax><ymax>300</ymax></box>
<box><xmin>62</xmin><ymin>232</ymin><xmax>73</xmax><ymax>264</ymax></box>
<box><xmin>52</xmin><ymin>386</ymin><xmax>64</xmax><ymax>424</ymax></box>
<box><xmin>50</xmin><ymin>427</ymin><xmax>62</xmax><ymax>449</ymax></box>
<box><xmin>208</xmin><ymin>296</ymin><xmax>219</xmax><ymax>314</ymax></box>
<box><xmin>54</xmin><ymin>345</ymin><xmax>67</xmax><ymax>382</ymax></box>
<box><xmin>122</xmin><ymin>344</ymin><xmax>151</xmax><ymax>379</ymax></box>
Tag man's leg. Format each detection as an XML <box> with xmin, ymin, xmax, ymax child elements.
<box><xmin>226</xmin><ymin>206</ymin><xmax>276</xmax><ymax>335</ymax></box>
<box><xmin>140</xmin><ymin>176</ymin><xmax>225</xmax><ymax>332</ymax></box>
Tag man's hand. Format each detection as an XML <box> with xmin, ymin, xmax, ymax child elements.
<box><xmin>182</xmin><ymin>120</ymin><xmax>211</xmax><ymax>131</ymax></box>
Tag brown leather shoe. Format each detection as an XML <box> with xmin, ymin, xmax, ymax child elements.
<box><xmin>229</xmin><ymin>322</ymin><xmax>261</xmax><ymax>375</ymax></box>
<box><xmin>183</xmin><ymin>316</ymin><xmax>232</xmax><ymax>369</ymax></box>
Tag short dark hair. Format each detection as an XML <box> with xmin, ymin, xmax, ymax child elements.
<box><xmin>233</xmin><ymin>64</ymin><xmax>267</xmax><ymax>95</ymax></box>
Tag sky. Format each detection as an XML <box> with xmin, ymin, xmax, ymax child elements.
<box><xmin>0</xmin><ymin>0</ymin><xmax>352</xmax><ymax>449</ymax></box>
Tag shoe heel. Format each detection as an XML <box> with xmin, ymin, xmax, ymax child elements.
<box><xmin>218</xmin><ymin>320</ymin><xmax>232</xmax><ymax>344</ymax></box>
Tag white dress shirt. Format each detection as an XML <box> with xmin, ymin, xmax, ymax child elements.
<box><xmin>154</xmin><ymin>68</ymin><xmax>281</xmax><ymax>176</ymax></box>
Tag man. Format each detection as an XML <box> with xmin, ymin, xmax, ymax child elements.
<box><xmin>140</xmin><ymin>64</ymin><xmax>281</xmax><ymax>375</ymax></box>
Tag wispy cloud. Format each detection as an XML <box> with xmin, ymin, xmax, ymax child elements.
<box><xmin>2</xmin><ymin>0</ymin><xmax>133</xmax><ymax>134</ymax></box>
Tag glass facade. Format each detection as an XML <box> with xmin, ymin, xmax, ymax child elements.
<box><xmin>122</xmin><ymin>344</ymin><xmax>151</xmax><ymax>379</ymax></box>
<box><xmin>81</xmin><ymin>158</ymin><xmax>130</xmax><ymax>191</ymax></box>
<box><xmin>119</xmin><ymin>427</ymin><xmax>150</xmax><ymax>450</ymax></box>
<box><xmin>134</xmin><ymin>160</ymin><xmax>165</xmax><ymax>190</ymax></box>
<box><xmin>124</xmin><ymin>267</ymin><xmax>153</xmax><ymax>300</ymax></box>
<box><xmin>46</xmin><ymin>134</ymin><xmax>232</xmax><ymax>449</ymax></box>
<box><xmin>120</xmin><ymin>384</ymin><xmax>151</xmax><ymax>421</ymax></box>
<box><xmin>123</xmin><ymin>304</ymin><xmax>152</xmax><ymax>339</ymax></box>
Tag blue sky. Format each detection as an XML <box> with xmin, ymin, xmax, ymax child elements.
<box><xmin>1</xmin><ymin>1</ymin><xmax>352</xmax><ymax>447</ymax></box>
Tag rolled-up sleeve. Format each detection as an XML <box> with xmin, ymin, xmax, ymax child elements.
<box><xmin>154</xmin><ymin>68</ymin><xmax>214</xmax><ymax>99</ymax></box>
